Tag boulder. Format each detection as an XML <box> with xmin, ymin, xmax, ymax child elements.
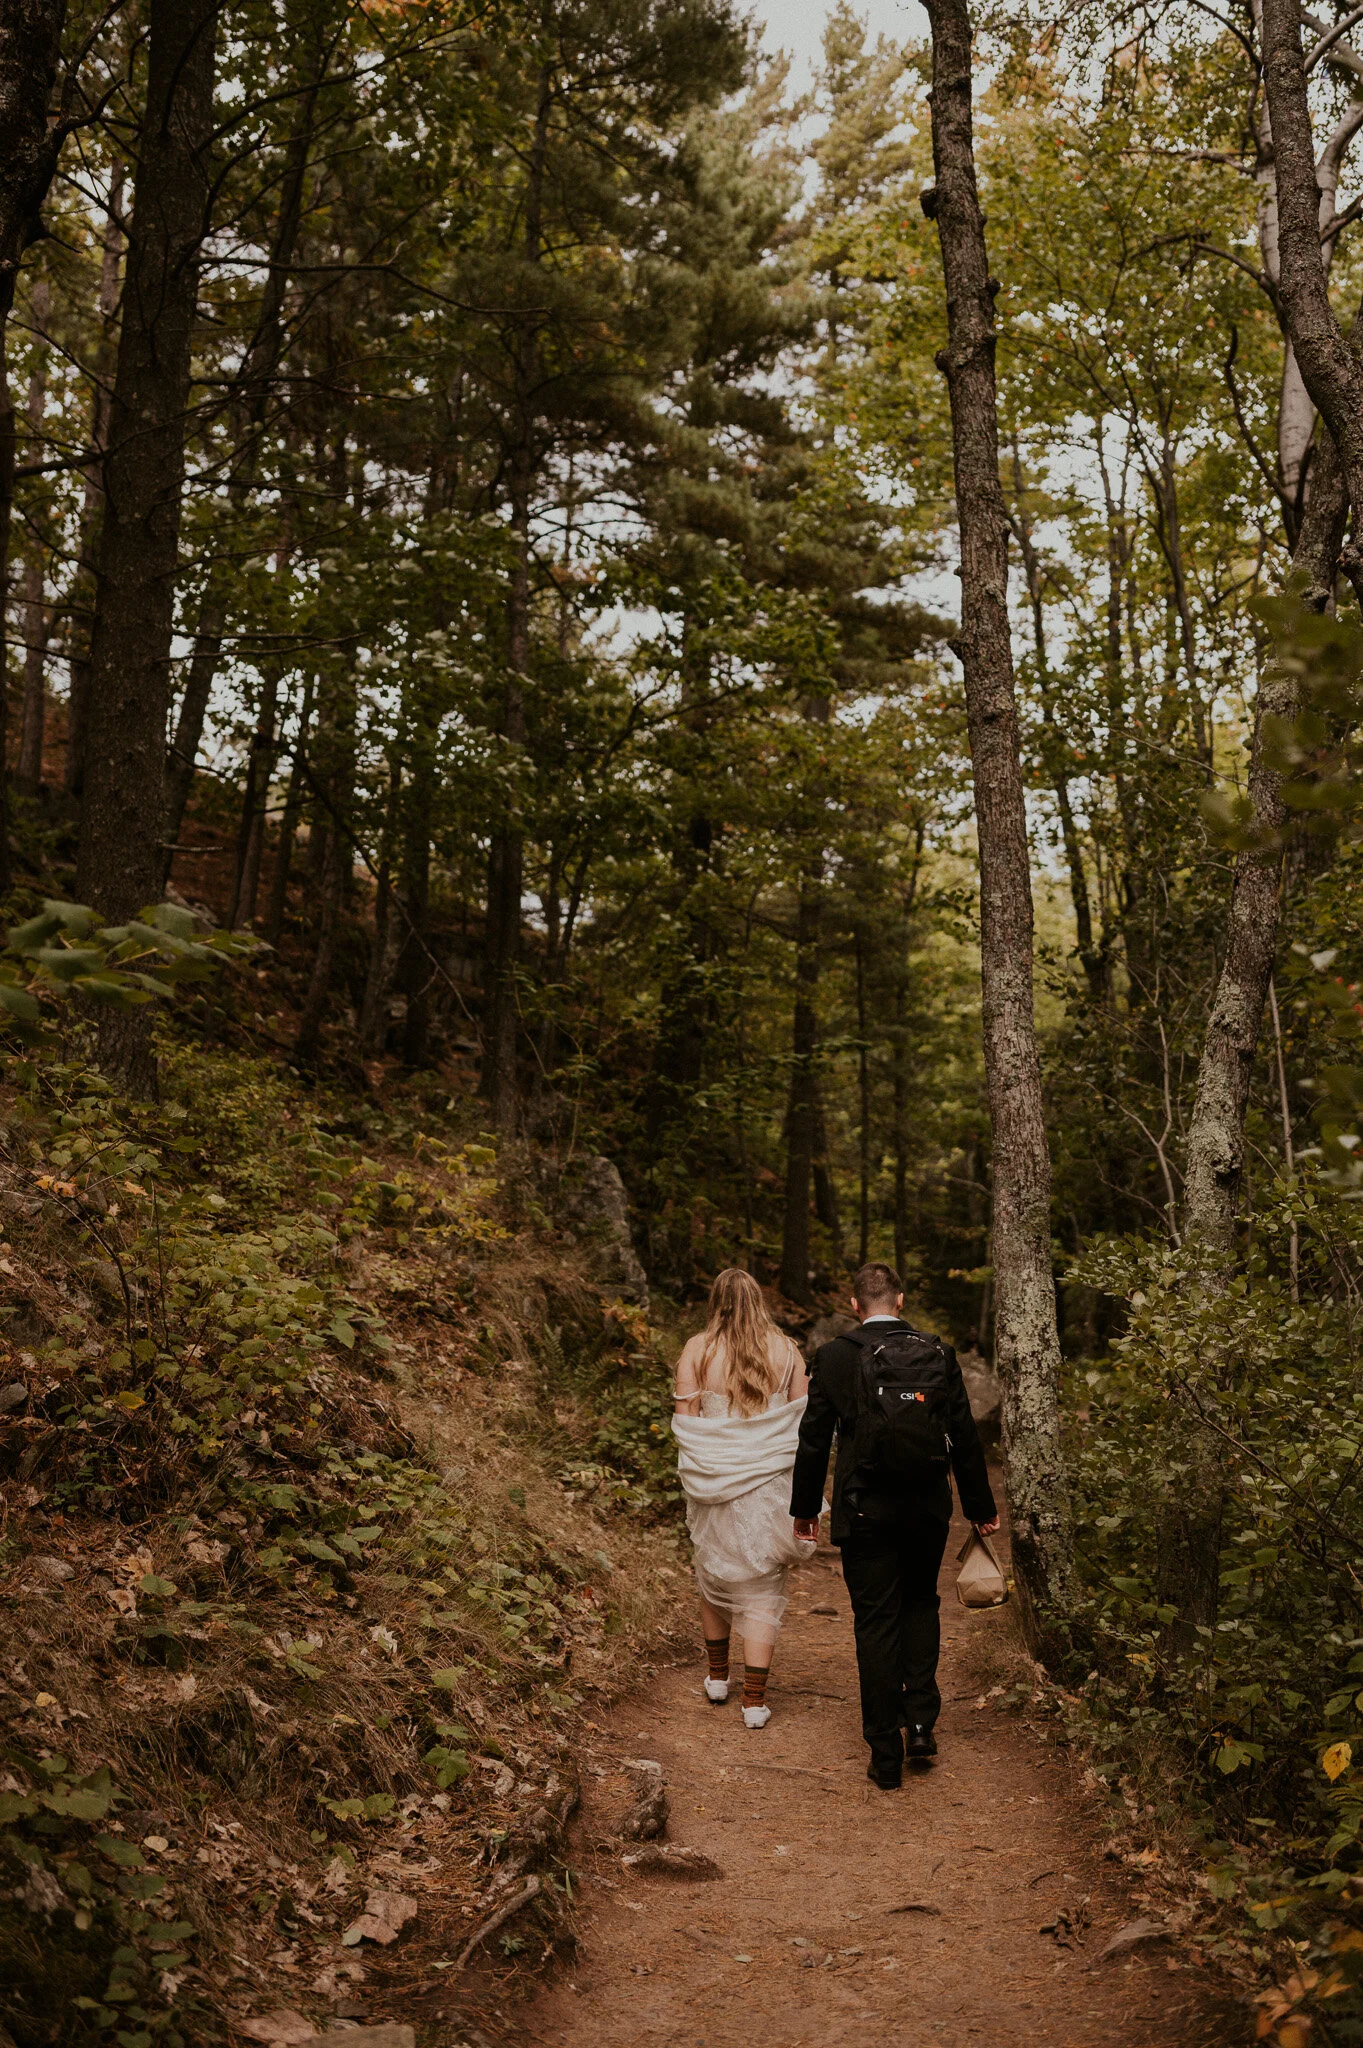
<box><xmin>552</xmin><ymin>1155</ymin><xmax>648</xmax><ymax>1306</ymax></box>
<box><xmin>958</xmin><ymin>1349</ymin><xmax>1003</xmax><ymax>1444</ymax></box>
<box><xmin>803</xmin><ymin>1312</ymin><xmax>857</xmax><ymax>1358</ymax></box>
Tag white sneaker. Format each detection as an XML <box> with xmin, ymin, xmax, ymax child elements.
<box><xmin>703</xmin><ymin>1676</ymin><xmax>729</xmax><ymax>1703</ymax></box>
<box><xmin>742</xmin><ymin>1704</ymin><xmax>771</xmax><ymax>1730</ymax></box>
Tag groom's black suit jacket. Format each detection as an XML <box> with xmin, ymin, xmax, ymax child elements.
<box><xmin>790</xmin><ymin>1318</ymin><xmax>996</xmax><ymax>1544</ymax></box>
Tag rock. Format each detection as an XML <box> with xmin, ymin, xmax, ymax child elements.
<box><xmin>1095</xmin><ymin>1916</ymin><xmax>1170</xmax><ymax>1962</ymax></box>
<box><xmin>804</xmin><ymin>1313</ymin><xmax>857</xmax><ymax>1358</ymax></box>
<box><xmin>622</xmin><ymin>1843</ymin><xmax>722</xmax><ymax>1881</ymax></box>
<box><xmin>234</xmin><ymin>2014</ymin><xmax>316</xmax><ymax>2046</ymax></box>
<box><xmin>235</xmin><ymin>2019</ymin><xmax>416</xmax><ymax>2048</ymax></box>
<box><xmin>0</xmin><ymin>1380</ymin><xmax>27</xmax><ymax>1414</ymax></box>
<box><xmin>23</xmin><ymin>1866</ymin><xmax>64</xmax><ymax>1913</ymax></box>
<box><xmin>958</xmin><ymin>1349</ymin><xmax>1003</xmax><ymax>1444</ymax></box>
<box><xmin>619</xmin><ymin>1775</ymin><xmax>669</xmax><ymax>1842</ymax></box>
<box><xmin>341</xmin><ymin>1891</ymin><xmax>419</xmax><ymax>1946</ymax></box>
<box><xmin>551</xmin><ymin>1155</ymin><xmax>648</xmax><ymax>1305</ymax></box>
<box><xmin>311</xmin><ymin>2032</ymin><xmax>415</xmax><ymax>2048</ymax></box>
<box><xmin>33</xmin><ymin>1555</ymin><xmax>74</xmax><ymax>1582</ymax></box>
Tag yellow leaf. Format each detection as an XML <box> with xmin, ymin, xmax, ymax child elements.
<box><xmin>1322</xmin><ymin>1740</ymin><xmax>1353</xmax><ymax>1782</ymax></box>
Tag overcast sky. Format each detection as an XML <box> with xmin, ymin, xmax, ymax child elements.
<box><xmin>752</xmin><ymin>0</ymin><xmax>928</xmax><ymax>89</ymax></box>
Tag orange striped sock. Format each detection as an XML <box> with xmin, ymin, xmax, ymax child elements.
<box><xmin>705</xmin><ymin>1637</ymin><xmax>730</xmax><ymax>1682</ymax></box>
<box><xmin>742</xmin><ymin>1665</ymin><xmax>769</xmax><ymax>1709</ymax></box>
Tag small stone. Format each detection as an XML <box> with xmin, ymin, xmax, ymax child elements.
<box><xmin>33</xmin><ymin>1556</ymin><xmax>74</xmax><ymax>1582</ymax></box>
<box><xmin>310</xmin><ymin>2031</ymin><xmax>415</xmax><ymax>2048</ymax></box>
<box><xmin>0</xmin><ymin>1381</ymin><xmax>27</xmax><ymax>1413</ymax></box>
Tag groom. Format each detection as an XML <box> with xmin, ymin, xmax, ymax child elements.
<box><xmin>790</xmin><ymin>1262</ymin><xmax>999</xmax><ymax>1790</ymax></box>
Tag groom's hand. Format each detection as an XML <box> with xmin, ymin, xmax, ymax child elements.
<box><xmin>974</xmin><ymin>1516</ymin><xmax>1000</xmax><ymax>1535</ymax></box>
<box><xmin>794</xmin><ymin>1518</ymin><xmax>819</xmax><ymax>1542</ymax></box>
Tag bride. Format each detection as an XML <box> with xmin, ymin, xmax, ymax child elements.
<box><xmin>672</xmin><ymin>1269</ymin><xmax>813</xmax><ymax>1728</ymax></box>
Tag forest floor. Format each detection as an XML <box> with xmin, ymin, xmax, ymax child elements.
<box><xmin>510</xmin><ymin>1495</ymin><xmax>1254</xmax><ymax>2048</ymax></box>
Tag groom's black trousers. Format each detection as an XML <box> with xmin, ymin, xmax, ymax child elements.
<box><xmin>839</xmin><ymin>1512</ymin><xmax>950</xmax><ymax>1773</ymax></box>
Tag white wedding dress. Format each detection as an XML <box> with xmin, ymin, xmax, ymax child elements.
<box><xmin>672</xmin><ymin>1358</ymin><xmax>814</xmax><ymax>1637</ymax></box>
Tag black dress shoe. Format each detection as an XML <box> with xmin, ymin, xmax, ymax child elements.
<box><xmin>906</xmin><ymin>1724</ymin><xmax>938</xmax><ymax>1765</ymax></box>
<box><xmin>867</xmin><ymin>1763</ymin><xmax>902</xmax><ymax>1790</ymax></box>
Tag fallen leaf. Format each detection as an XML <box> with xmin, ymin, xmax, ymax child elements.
<box><xmin>1096</xmin><ymin>1917</ymin><xmax>1170</xmax><ymax>1963</ymax></box>
<box><xmin>187</xmin><ymin>1537</ymin><xmax>230</xmax><ymax>1568</ymax></box>
<box><xmin>341</xmin><ymin>1891</ymin><xmax>419</xmax><ymax>1946</ymax></box>
<box><xmin>1322</xmin><ymin>1741</ymin><xmax>1353</xmax><ymax>1783</ymax></box>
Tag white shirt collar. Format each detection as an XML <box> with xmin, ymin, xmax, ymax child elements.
<box><xmin>861</xmin><ymin>1314</ymin><xmax>900</xmax><ymax>1323</ymax></box>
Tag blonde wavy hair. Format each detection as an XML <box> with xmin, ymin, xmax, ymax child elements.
<box><xmin>698</xmin><ymin>1268</ymin><xmax>789</xmax><ymax>1417</ymax></box>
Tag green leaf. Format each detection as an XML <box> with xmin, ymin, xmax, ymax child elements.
<box><xmin>424</xmin><ymin>1744</ymin><xmax>470</xmax><ymax>1788</ymax></box>
<box><xmin>430</xmin><ymin>1667</ymin><xmax>461</xmax><ymax>1691</ymax></box>
<box><xmin>72</xmin><ymin>976</ymin><xmax>153</xmax><ymax>1008</ymax></box>
<box><xmin>328</xmin><ymin>1315</ymin><xmax>356</xmax><ymax>1350</ymax></box>
<box><xmin>138</xmin><ymin>1576</ymin><xmax>177</xmax><ymax>1599</ymax></box>
<box><xmin>41</xmin><ymin>1785</ymin><xmax>112</xmax><ymax>1821</ymax></box>
<box><xmin>0</xmin><ymin>981</ymin><xmax>41</xmax><ymax>1021</ymax></box>
<box><xmin>95</xmin><ymin>1835</ymin><xmax>144</xmax><ymax>1869</ymax></box>
<box><xmin>140</xmin><ymin>902</ymin><xmax>198</xmax><ymax>942</ymax></box>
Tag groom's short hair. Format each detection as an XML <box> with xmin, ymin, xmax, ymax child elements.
<box><xmin>853</xmin><ymin>1262</ymin><xmax>902</xmax><ymax>1311</ymax></box>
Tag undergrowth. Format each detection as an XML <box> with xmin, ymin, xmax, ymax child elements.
<box><xmin>0</xmin><ymin>1034</ymin><xmax>686</xmax><ymax>2047</ymax></box>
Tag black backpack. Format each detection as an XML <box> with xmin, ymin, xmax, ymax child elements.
<box><xmin>846</xmin><ymin>1324</ymin><xmax>953</xmax><ymax>1486</ymax></box>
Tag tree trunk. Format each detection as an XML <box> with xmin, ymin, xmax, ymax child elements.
<box><xmin>481</xmin><ymin>65</ymin><xmax>551</xmax><ymax>1134</ymax></box>
<box><xmin>779</xmin><ymin>866</ymin><xmax>820</xmax><ymax>1304</ymax></box>
<box><xmin>264</xmin><ymin>675</ymin><xmax>313</xmax><ymax>945</ymax></box>
<box><xmin>1168</xmin><ymin>7</ymin><xmax>1363</xmax><ymax>1645</ymax></box>
<box><xmin>892</xmin><ymin>966</ymin><xmax>908</xmax><ymax>1279</ymax></box>
<box><xmin>1261</xmin><ymin>0</ymin><xmax>1363</xmax><ymax>521</ymax></box>
<box><xmin>400</xmin><ymin>747</ymin><xmax>434</xmax><ymax>1070</ymax></box>
<box><xmin>359</xmin><ymin>758</ymin><xmax>402</xmax><ymax>1055</ymax></box>
<box><xmin>294</xmin><ymin>665</ymin><xmax>355</xmax><ymax>1063</ymax></box>
<box><xmin>161</xmin><ymin>73</ymin><xmax>319</xmax><ymax>856</ymax></box>
<box><xmin>66</xmin><ymin>156</ymin><xmax>124</xmax><ymax>800</ymax></box>
<box><xmin>924</xmin><ymin>0</ymin><xmax>1074</xmax><ymax>1643</ymax></box>
<box><xmin>162</xmin><ymin>601</ymin><xmax>223</xmax><ymax>868</ymax></box>
<box><xmin>294</xmin><ymin>820</ymin><xmax>345</xmax><ymax>1066</ymax></box>
<box><xmin>15</xmin><ymin>270</ymin><xmax>48</xmax><ymax>792</ymax></box>
<box><xmin>76</xmin><ymin>0</ymin><xmax>217</xmax><ymax>946</ymax></box>
<box><xmin>855</xmin><ymin>923</ymin><xmax>871</xmax><ymax>1265</ymax></box>
<box><xmin>0</xmin><ymin>0</ymin><xmax>68</xmax><ymax>885</ymax></box>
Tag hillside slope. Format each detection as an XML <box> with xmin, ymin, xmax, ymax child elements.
<box><xmin>0</xmin><ymin>1043</ymin><xmax>687</xmax><ymax>2047</ymax></box>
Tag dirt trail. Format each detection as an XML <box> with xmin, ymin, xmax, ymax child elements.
<box><xmin>513</xmin><ymin>1500</ymin><xmax>1250</xmax><ymax>2048</ymax></box>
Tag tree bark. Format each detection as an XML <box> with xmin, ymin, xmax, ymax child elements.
<box><xmin>66</xmin><ymin>155</ymin><xmax>124</xmax><ymax>800</ymax></box>
<box><xmin>855</xmin><ymin>923</ymin><xmax>871</xmax><ymax>1265</ymax></box>
<box><xmin>924</xmin><ymin>0</ymin><xmax>1074</xmax><ymax>1643</ymax></box>
<box><xmin>481</xmin><ymin>63</ymin><xmax>551</xmax><ymax>1134</ymax></box>
<box><xmin>161</xmin><ymin>71</ymin><xmax>320</xmax><ymax>863</ymax></box>
<box><xmin>163</xmin><ymin>602</ymin><xmax>223</xmax><ymax>859</ymax></box>
<box><xmin>779</xmin><ymin>866</ymin><xmax>821</xmax><ymax>1304</ymax></box>
<box><xmin>76</xmin><ymin>0</ymin><xmax>218</xmax><ymax>949</ymax></box>
<box><xmin>0</xmin><ymin>0</ymin><xmax>69</xmax><ymax>885</ymax></box>
<box><xmin>294</xmin><ymin>664</ymin><xmax>355</xmax><ymax>1063</ymax></box>
<box><xmin>1261</xmin><ymin>0</ymin><xmax>1363</xmax><ymax>522</ymax></box>
<box><xmin>15</xmin><ymin>270</ymin><xmax>48</xmax><ymax>792</ymax></box>
<box><xmin>264</xmin><ymin>675</ymin><xmax>313</xmax><ymax>945</ymax></box>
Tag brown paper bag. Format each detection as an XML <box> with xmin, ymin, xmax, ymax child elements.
<box><xmin>955</xmin><ymin>1529</ymin><xmax>1009</xmax><ymax>1607</ymax></box>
